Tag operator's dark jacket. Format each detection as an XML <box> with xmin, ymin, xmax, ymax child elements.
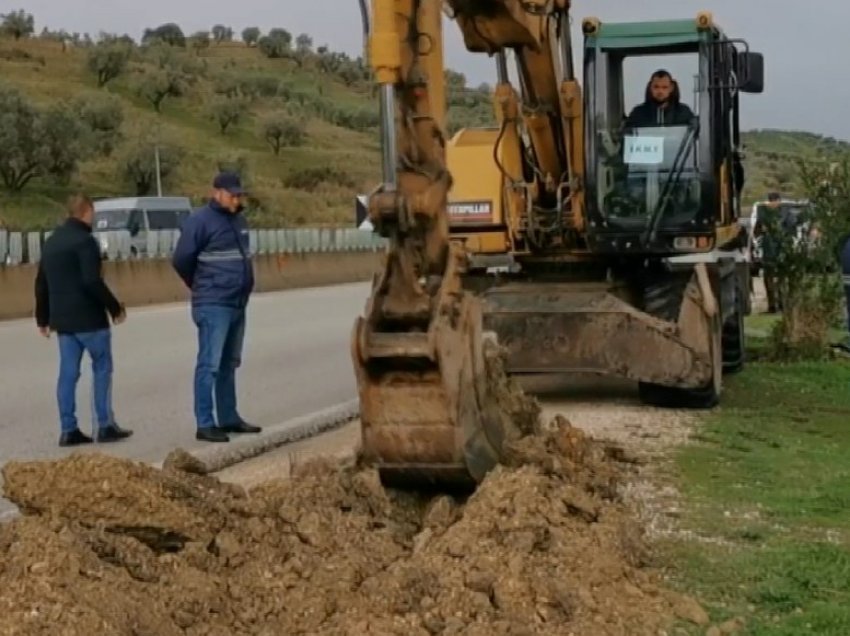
<box><xmin>626</xmin><ymin>101</ymin><xmax>695</xmax><ymax>128</ymax></box>
<box><xmin>171</xmin><ymin>200</ymin><xmax>254</xmax><ymax>308</ymax></box>
<box><xmin>35</xmin><ymin>217</ymin><xmax>123</xmax><ymax>334</ymax></box>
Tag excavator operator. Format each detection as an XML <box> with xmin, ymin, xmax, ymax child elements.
<box><xmin>625</xmin><ymin>69</ymin><xmax>695</xmax><ymax>128</ymax></box>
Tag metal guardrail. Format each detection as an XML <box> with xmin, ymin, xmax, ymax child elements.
<box><xmin>0</xmin><ymin>227</ymin><xmax>388</xmax><ymax>265</ymax></box>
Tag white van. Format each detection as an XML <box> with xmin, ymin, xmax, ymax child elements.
<box><xmin>93</xmin><ymin>196</ymin><xmax>193</xmax><ymax>257</ymax></box>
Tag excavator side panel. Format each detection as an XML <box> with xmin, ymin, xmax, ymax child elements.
<box><xmin>445</xmin><ymin>128</ymin><xmax>510</xmax><ymax>254</ymax></box>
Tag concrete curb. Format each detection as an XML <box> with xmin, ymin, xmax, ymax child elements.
<box><xmin>167</xmin><ymin>399</ymin><xmax>361</xmax><ymax>474</ymax></box>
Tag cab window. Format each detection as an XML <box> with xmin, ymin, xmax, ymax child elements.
<box><xmin>146</xmin><ymin>209</ymin><xmax>188</xmax><ymax>230</ymax></box>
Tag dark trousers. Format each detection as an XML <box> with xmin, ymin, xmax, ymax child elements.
<box><xmin>763</xmin><ymin>266</ymin><xmax>781</xmax><ymax>312</ymax></box>
<box><xmin>845</xmin><ymin>284</ymin><xmax>850</xmax><ymax>338</ymax></box>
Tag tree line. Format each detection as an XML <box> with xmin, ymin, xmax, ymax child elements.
<box><xmin>0</xmin><ymin>10</ymin><xmax>496</xmax><ymax>198</ymax></box>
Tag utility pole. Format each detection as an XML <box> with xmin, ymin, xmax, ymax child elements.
<box><xmin>154</xmin><ymin>144</ymin><xmax>163</xmax><ymax>197</ymax></box>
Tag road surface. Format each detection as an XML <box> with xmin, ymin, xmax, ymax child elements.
<box><xmin>0</xmin><ymin>281</ymin><xmax>370</xmax><ymax>519</ymax></box>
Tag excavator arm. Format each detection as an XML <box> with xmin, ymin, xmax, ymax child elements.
<box><xmin>351</xmin><ymin>0</ymin><xmax>577</xmax><ymax>488</ymax></box>
<box><xmin>450</xmin><ymin>0</ymin><xmax>586</xmax><ymax>246</ymax></box>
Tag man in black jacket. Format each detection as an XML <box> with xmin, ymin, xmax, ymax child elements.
<box><xmin>35</xmin><ymin>194</ymin><xmax>133</xmax><ymax>447</ymax></box>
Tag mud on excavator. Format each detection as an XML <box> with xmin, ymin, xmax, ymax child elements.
<box><xmin>351</xmin><ymin>0</ymin><xmax>764</xmax><ymax>489</ymax></box>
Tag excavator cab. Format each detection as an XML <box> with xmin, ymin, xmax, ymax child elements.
<box><xmin>582</xmin><ymin>14</ymin><xmax>763</xmax><ymax>254</ymax></box>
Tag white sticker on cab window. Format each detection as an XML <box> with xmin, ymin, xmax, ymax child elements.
<box><xmin>624</xmin><ymin>136</ymin><xmax>664</xmax><ymax>165</ymax></box>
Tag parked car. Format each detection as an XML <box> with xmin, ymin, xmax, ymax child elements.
<box><xmin>93</xmin><ymin>196</ymin><xmax>193</xmax><ymax>258</ymax></box>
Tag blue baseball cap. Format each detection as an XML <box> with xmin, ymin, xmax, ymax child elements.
<box><xmin>213</xmin><ymin>171</ymin><xmax>246</xmax><ymax>195</ymax></box>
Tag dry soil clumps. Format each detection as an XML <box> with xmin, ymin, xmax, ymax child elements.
<box><xmin>0</xmin><ymin>415</ymin><xmax>704</xmax><ymax>635</ymax></box>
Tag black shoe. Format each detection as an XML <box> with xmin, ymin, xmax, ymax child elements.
<box><xmin>96</xmin><ymin>424</ymin><xmax>133</xmax><ymax>443</ymax></box>
<box><xmin>59</xmin><ymin>429</ymin><xmax>93</xmax><ymax>447</ymax></box>
<box><xmin>220</xmin><ymin>421</ymin><xmax>262</xmax><ymax>434</ymax></box>
<box><xmin>196</xmin><ymin>427</ymin><xmax>230</xmax><ymax>442</ymax></box>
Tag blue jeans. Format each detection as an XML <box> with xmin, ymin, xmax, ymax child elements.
<box><xmin>57</xmin><ymin>329</ymin><xmax>115</xmax><ymax>433</ymax></box>
<box><xmin>192</xmin><ymin>305</ymin><xmax>246</xmax><ymax>429</ymax></box>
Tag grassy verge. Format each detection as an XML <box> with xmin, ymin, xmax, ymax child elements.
<box><xmin>661</xmin><ymin>315</ymin><xmax>850</xmax><ymax>635</ymax></box>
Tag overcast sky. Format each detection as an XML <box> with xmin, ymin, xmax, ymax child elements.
<box><xmin>4</xmin><ymin>0</ymin><xmax>845</xmax><ymax>139</ymax></box>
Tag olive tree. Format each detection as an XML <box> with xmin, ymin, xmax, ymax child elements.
<box><xmin>1</xmin><ymin>10</ymin><xmax>34</xmax><ymax>40</ymax></box>
<box><xmin>260</xmin><ymin>112</ymin><xmax>306</xmax><ymax>155</ymax></box>
<box><xmin>86</xmin><ymin>39</ymin><xmax>133</xmax><ymax>87</ymax></box>
<box><xmin>118</xmin><ymin>134</ymin><xmax>184</xmax><ymax>196</ymax></box>
<box><xmin>72</xmin><ymin>94</ymin><xmax>125</xmax><ymax>156</ymax></box>
<box><xmin>0</xmin><ymin>84</ymin><xmax>85</xmax><ymax>192</ymax></box>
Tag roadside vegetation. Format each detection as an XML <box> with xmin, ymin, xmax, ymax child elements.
<box><xmin>662</xmin><ymin>317</ymin><xmax>850</xmax><ymax>635</ymax></box>
<box><xmin>660</xmin><ymin>162</ymin><xmax>850</xmax><ymax>634</ymax></box>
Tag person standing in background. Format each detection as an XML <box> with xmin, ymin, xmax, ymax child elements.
<box><xmin>35</xmin><ymin>194</ymin><xmax>133</xmax><ymax>447</ymax></box>
<box><xmin>754</xmin><ymin>192</ymin><xmax>794</xmax><ymax>313</ymax></box>
<box><xmin>171</xmin><ymin>171</ymin><xmax>262</xmax><ymax>443</ymax></box>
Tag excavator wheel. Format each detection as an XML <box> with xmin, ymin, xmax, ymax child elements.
<box><xmin>722</xmin><ymin>282</ymin><xmax>746</xmax><ymax>375</ymax></box>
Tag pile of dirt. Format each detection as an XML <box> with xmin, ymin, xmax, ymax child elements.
<box><xmin>0</xmin><ymin>416</ymin><xmax>707</xmax><ymax>635</ymax></box>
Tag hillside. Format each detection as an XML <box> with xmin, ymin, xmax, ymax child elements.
<box><xmin>0</xmin><ymin>21</ymin><xmax>845</xmax><ymax>231</ymax></box>
<box><xmin>0</xmin><ymin>33</ymin><xmax>379</xmax><ymax>230</ymax></box>
<box><xmin>740</xmin><ymin>129</ymin><xmax>850</xmax><ymax>207</ymax></box>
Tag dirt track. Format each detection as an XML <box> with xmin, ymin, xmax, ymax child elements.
<box><xmin>0</xmin><ymin>370</ymin><xmax>709</xmax><ymax>635</ymax></box>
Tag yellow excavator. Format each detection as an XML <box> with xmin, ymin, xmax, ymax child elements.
<box><xmin>352</xmin><ymin>0</ymin><xmax>764</xmax><ymax>488</ymax></box>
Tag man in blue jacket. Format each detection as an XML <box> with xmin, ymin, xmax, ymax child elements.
<box><xmin>172</xmin><ymin>172</ymin><xmax>262</xmax><ymax>442</ymax></box>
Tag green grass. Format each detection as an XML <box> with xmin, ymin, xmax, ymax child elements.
<box><xmin>661</xmin><ymin>318</ymin><xmax>850</xmax><ymax>634</ymax></box>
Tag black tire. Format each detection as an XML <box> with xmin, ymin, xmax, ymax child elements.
<box><xmin>637</xmin><ymin>269</ymin><xmax>721</xmax><ymax>410</ymax></box>
<box><xmin>722</xmin><ymin>286</ymin><xmax>746</xmax><ymax>375</ymax></box>
<box><xmin>638</xmin><ymin>379</ymin><xmax>719</xmax><ymax>410</ymax></box>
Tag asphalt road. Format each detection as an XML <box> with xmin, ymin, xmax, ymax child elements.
<box><xmin>0</xmin><ymin>281</ymin><xmax>371</xmax><ymax>519</ymax></box>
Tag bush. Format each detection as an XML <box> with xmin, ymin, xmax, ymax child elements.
<box><xmin>764</xmin><ymin>158</ymin><xmax>850</xmax><ymax>359</ymax></box>
<box><xmin>117</xmin><ymin>132</ymin><xmax>184</xmax><ymax>196</ymax></box>
<box><xmin>241</xmin><ymin>73</ymin><xmax>281</xmax><ymax>99</ymax></box>
<box><xmin>0</xmin><ymin>84</ymin><xmax>86</xmax><ymax>192</ymax></box>
<box><xmin>283</xmin><ymin>166</ymin><xmax>357</xmax><ymax>192</ymax></box>
<box><xmin>72</xmin><ymin>94</ymin><xmax>124</xmax><ymax>156</ymax></box>
<box><xmin>0</xmin><ymin>48</ymin><xmax>45</xmax><ymax>65</ymax></box>
<box><xmin>330</xmin><ymin>107</ymin><xmax>379</xmax><ymax>132</ymax></box>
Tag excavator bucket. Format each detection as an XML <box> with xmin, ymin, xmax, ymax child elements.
<box><xmin>480</xmin><ymin>265</ymin><xmax>719</xmax><ymax>389</ymax></box>
<box><xmin>352</xmin><ymin>243</ymin><xmax>531</xmax><ymax>490</ymax></box>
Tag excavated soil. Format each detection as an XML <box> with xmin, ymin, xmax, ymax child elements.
<box><xmin>0</xmin><ymin>367</ymin><xmax>707</xmax><ymax>635</ymax></box>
